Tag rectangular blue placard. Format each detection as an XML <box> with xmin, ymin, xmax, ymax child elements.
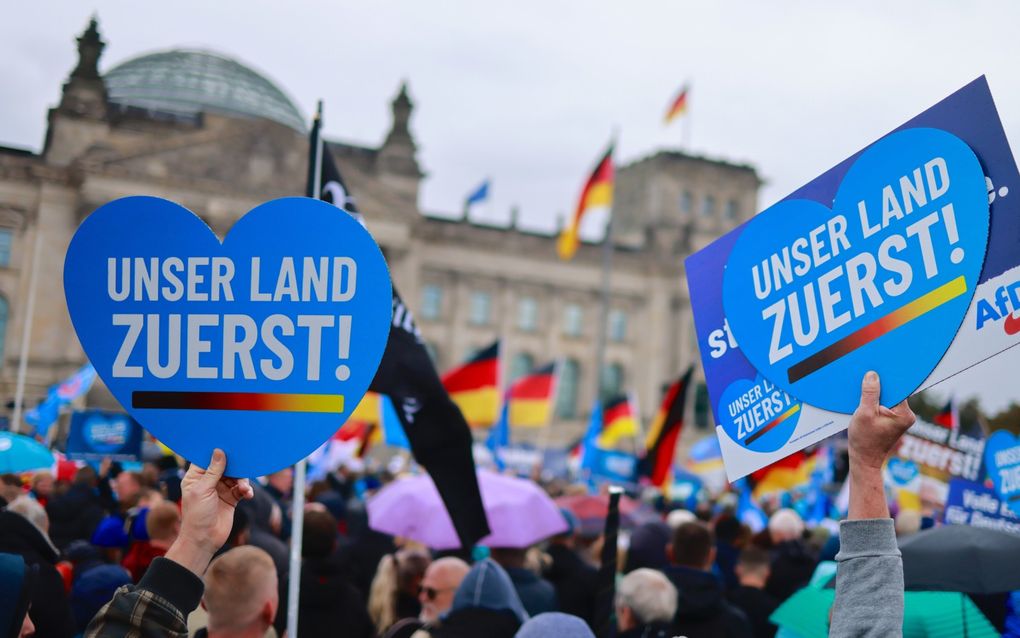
<box><xmin>943</xmin><ymin>478</ymin><xmax>1020</xmax><ymax>534</ymax></box>
<box><xmin>66</xmin><ymin>409</ymin><xmax>143</xmax><ymax>462</ymax></box>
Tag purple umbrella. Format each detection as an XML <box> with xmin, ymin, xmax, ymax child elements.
<box><xmin>368</xmin><ymin>470</ymin><xmax>568</xmax><ymax>550</ymax></box>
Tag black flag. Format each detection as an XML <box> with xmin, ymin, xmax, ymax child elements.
<box><xmin>307</xmin><ymin>106</ymin><xmax>490</xmax><ymax>548</ymax></box>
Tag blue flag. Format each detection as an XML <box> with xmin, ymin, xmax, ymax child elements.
<box><xmin>734</xmin><ymin>477</ymin><xmax>768</xmax><ymax>533</ymax></box>
<box><xmin>465</xmin><ymin>179</ymin><xmax>490</xmax><ymax>207</ymax></box>
<box><xmin>25</xmin><ymin>363</ymin><xmax>97</xmax><ymax>437</ymax></box>
<box><xmin>486</xmin><ymin>400</ymin><xmax>509</xmax><ymax>471</ymax></box>
<box><xmin>380</xmin><ymin>394</ymin><xmax>410</xmax><ymax>449</ymax></box>
<box><xmin>579</xmin><ymin>399</ymin><xmax>603</xmax><ymax>472</ymax></box>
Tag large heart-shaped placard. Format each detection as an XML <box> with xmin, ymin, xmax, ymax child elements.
<box><xmin>64</xmin><ymin>197</ymin><xmax>393</xmax><ymax>477</ymax></box>
<box><xmin>724</xmin><ymin>128</ymin><xmax>989</xmax><ymax>413</ymax></box>
<box><xmin>984</xmin><ymin>430</ymin><xmax>1020</xmax><ymax>517</ymax></box>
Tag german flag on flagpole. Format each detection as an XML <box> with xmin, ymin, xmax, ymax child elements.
<box><xmin>932</xmin><ymin>397</ymin><xmax>958</xmax><ymax>431</ymax></box>
<box><xmin>442</xmin><ymin>341</ymin><xmax>501</xmax><ymax>427</ymax></box>
<box><xmin>507</xmin><ymin>362</ymin><xmax>558</xmax><ymax>427</ymax></box>
<box><xmin>664</xmin><ymin>84</ymin><xmax>689</xmax><ymax>125</ymax></box>
<box><xmin>640</xmin><ymin>367</ymin><xmax>694</xmax><ymax>487</ymax></box>
<box><xmin>597</xmin><ymin>394</ymin><xmax>639</xmax><ymax>448</ymax></box>
<box><xmin>557</xmin><ymin>144</ymin><xmax>614</xmax><ymax>261</ymax></box>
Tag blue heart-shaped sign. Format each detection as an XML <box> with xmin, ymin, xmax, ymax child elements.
<box><xmin>886</xmin><ymin>457</ymin><xmax>920</xmax><ymax>486</ymax></box>
<box><xmin>984</xmin><ymin>430</ymin><xmax>1020</xmax><ymax>517</ymax></box>
<box><xmin>723</xmin><ymin>128</ymin><xmax>989</xmax><ymax>413</ymax></box>
<box><xmin>64</xmin><ymin>197</ymin><xmax>392</xmax><ymax>477</ymax></box>
<box><xmin>716</xmin><ymin>374</ymin><xmax>801</xmax><ymax>452</ymax></box>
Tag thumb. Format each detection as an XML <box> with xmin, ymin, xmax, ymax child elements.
<box><xmin>203</xmin><ymin>448</ymin><xmax>227</xmax><ymax>484</ymax></box>
<box><xmin>859</xmin><ymin>370</ymin><xmax>880</xmax><ymax>411</ymax></box>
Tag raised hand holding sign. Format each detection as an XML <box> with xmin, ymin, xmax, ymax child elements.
<box><xmin>64</xmin><ymin>196</ymin><xmax>392</xmax><ymax>477</ymax></box>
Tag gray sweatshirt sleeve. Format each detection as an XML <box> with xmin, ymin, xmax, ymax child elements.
<box><xmin>829</xmin><ymin>518</ymin><xmax>903</xmax><ymax>638</ymax></box>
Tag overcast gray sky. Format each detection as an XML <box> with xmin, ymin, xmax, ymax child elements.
<box><xmin>3</xmin><ymin>1</ymin><xmax>1020</xmax><ymax>412</ymax></box>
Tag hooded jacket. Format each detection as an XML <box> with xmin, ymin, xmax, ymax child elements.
<box><xmin>0</xmin><ymin>553</ymin><xmax>33</xmax><ymax>638</ymax></box>
<box><xmin>0</xmin><ymin>510</ymin><xmax>76</xmax><ymax>638</ymax></box>
<box><xmin>662</xmin><ymin>565</ymin><xmax>752</xmax><ymax>638</ymax></box>
<box><xmin>425</xmin><ymin>559</ymin><xmax>527</xmax><ymax>638</ymax></box>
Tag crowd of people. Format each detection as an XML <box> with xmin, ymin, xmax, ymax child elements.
<box><xmin>0</xmin><ymin>372</ymin><xmax>977</xmax><ymax>638</ymax></box>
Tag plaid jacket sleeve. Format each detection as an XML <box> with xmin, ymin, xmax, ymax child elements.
<box><xmin>85</xmin><ymin>556</ymin><xmax>204</xmax><ymax>638</ymax></box>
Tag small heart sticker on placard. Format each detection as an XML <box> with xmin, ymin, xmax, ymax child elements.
<box><xmin>63</xmin><ymin>197</ymin><xmax>393</xmax><ymax>477</ymax></box>
<box><xmin>723</xmin><ymin>128</ymin><xmax>990</xmax><ymax>413</ymax></box>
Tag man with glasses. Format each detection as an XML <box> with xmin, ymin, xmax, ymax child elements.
<box><xmin>418</xmin><ymin>557</ymin><xmax>470</xmax><ymax>624</ymax></box>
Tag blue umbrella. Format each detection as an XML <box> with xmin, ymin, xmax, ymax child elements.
<box><xmin>0</xmin><ymin>432</ymin><xmax>54</xmax><ymax>473</ymax></box>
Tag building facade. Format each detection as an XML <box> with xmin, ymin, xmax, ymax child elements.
<box><xmin>0</xmin><ymin>20</ymin><xmax>760</xmax><ymax>447</ymax></box>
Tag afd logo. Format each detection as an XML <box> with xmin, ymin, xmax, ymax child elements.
<box><xmin>975</xmin><ymin>279</ymin><xmax>1020</xmax><ymax>335</ymax></box>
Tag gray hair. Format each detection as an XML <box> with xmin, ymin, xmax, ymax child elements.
<box><xmin>8</xmin><ymin>495</ymin><xmax>49</xmax><ymax>534</ymax></box>
<box><xmin>616</xmin><ymin>568</ymin><xmax>677</xmax><ymax>625</ymax></box>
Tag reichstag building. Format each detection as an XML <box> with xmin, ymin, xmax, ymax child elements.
<box><xmin>0</xmin><ymin>19</ymin><xmax>760</xmax><ymax>445</ymax></box>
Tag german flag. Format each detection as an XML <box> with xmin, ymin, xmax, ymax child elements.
<box><xmin>557</xmin><ymin>144</ymin><xmax>614</xmax><ymax>261</ymax></box>
<box><xmin>664</xmin><ymin>84</ymin><xmax>689</xmax><ymax>124</ymax></box>
<box><xmin>640</xmin><ymin>368</ymin><xmax>693</xmax><ymax>487</ymax></box>
<box><xmin>442</xmin><ymin>341</ymin><xmax>501</xmax><ymax>427</ymax></box>
<box><xmin>933</xmin><ymin>397</ymin><xmax>957</xmax><ymax>430</ymax></box>
<box><xmin>507</xmin><ymin>362</ymin><xmax>557</xmax><ymax>427</ymax></box>
<box><xmin>597</xmin><ymin>394</ymin><xmax>639</xmax><ymax>448</ymax></box>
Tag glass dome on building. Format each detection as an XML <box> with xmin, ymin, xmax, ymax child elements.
<box><xmin>104</xmin><ymin>49</ymin><xmax>306</xmax><ymax>132</ymax></box>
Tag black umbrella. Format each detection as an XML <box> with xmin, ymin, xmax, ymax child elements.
<box><xmin>899</xmin><ymin>524</ymin><xmax>1020</xmax><ymax>594</ymax></box>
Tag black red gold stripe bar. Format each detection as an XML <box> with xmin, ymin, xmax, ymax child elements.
<box><xmin>744</xmin><ymin>404</ymin><xmax>801</xmax><ymax>446</ymax></box>
<box><xmin>132</xmin><ymin>391</ymin><xmax>344</xmax><ymax>414</ymax></box>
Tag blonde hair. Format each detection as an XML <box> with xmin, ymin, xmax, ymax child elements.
<box><xmin>145</xmin><ymin>502</ymin><xmax>181</xmax><ymax>542</ymax></box>
<box><xmin>203</xmin><ymin>546</ymin><xmax>278</xmax><ymax>633</ymax></box>
<box><xmin>368</xmin><ymin>549</ymin><xmax>431</xmax><ymax>632</ymax></box>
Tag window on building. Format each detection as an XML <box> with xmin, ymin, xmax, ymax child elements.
<box><xmin>556</xmin><ymin>359</ymin><xmax>581</xmax><ymax>418</ymax></box>
<box><xmin>725</xmin><ymin>199</ymin><xmax>740</xmax><ymax>220</ymax></box>
<box><xmin>680</xmin><ymin>190</ymin><xmax>693</xmax><ymax>214</ymax></box>
<box><xmin>608</xmin><ymin>309</ymin><xmax>627</xmax><ymax>342</ymax></box>
<box><xmin>0</xmin><ymin>230</ymin><xmax>11</xmax><ymax>267</ymax></box>
<box><xmin>563</xmin><ymin>303</ymin><xmax>584</xmax><ymax>337</ymax></box>
<box><xmin>509</xmin><ymin>352</ymin><xmax>534</xmax><ymax>383</ymax></box>
<box><xmin>701</xmin><ymin>195</ymin><xmax>716</xmax><ymax>217</ymax></box>
<box><xmin>469</xmin><ymin>291</ymin><xmax>492</xmax><ymax>326</ymax></box>
<box><xmin>421</xmin><ymin>284</ymin><xmax>443</xmax><ymax>321</ymax></box>
<box><xmin>600</xmin><ymin>363</ymin><xmax>625</xmax><ymax>400</ymax></box>
<box><xmin>518</xmin><ymin>297</ymin><xmax>539</xmax><ymax>332</ymax></box>
<box><xmin>0</xmin><ymin>296</ymin><xmax>8</xmax><ymax>367</ymax></box>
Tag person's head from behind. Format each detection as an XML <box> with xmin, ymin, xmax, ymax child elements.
<box><xmin>146</xmin><ymin>502</ymin><xmax>181</xmax><ymax>549</ymax></box>
<box><xmin>419</xmin><ymin>557</ymin><xmax>470</xmax><ymax>623</ymax></box>
<box><xmin>667</xmin><ymin>521</ymin><xmax>715</xmax><ymax>572</ymax></box>
<box><xmin>302</xmin><ymin>510</ymin><xmax>337</xmax><ymax>559</ymax></box>
<box><xmin>734</xmin><ymin>545</ymin><xmax>771</xmax><ymax>589</ymax></box>
<box><xmin>615</xmin><ymin>568</ymin><xmax>677</xmax><ymax>632</ymax></box>
<box><xmin>202</xmin><ymin>546</ymin><xmax>278</xmax><ymax>638</ymax></box>
<box><xmin>0</xmin><ymin>473</ymin><xmax>24</xmax><ymax>504</ymax></box>
<box><xmin>768</xmin><ymin>508</ymin><xmax>805</xmax><ymax>544</ymax></box>
<box><xmin>72</xmin><ymin>465</ymin><xmax>98</xmax><ymax>488</ymax></box>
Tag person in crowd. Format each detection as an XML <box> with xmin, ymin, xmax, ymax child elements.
<box><xmin>89</xmin><ymin>517</ymin><xmax>131</xmax><ymax>566</ymax></box>
<box><xmin>489</xmin><ymin>547</ymin><xmax>557</xmax><ymax>617</ymax></box>
<box><xmin>417</xmin><ymin>557</ymin><xmax>470</xmax><ymax>625</ymax></box>
<box><xmin>0</xmin><ymin>552</ymin><xmax>36</xmax><ymax>638</ymax></box>
<box><xmin>666</xmin><ymin>508</ymin><xmax>697</xmax><ymax>531</ymax></box>
<box><xmin>368</xmin><ymin>548</ymin><xmax>431</xmax><ymax>634</ymax></box>
<box><xmin>68</xmin><ymin>546</ymin><xmax>132</xmax><ymax>634</ymax></box>
<box><xmin>414</xmin><ymin>558</ymin><xmax>528</xmax><ymax>638</ymax></box>
<box><xmin>122</xmin><ymin>501</ymin><xmax>180</xmax><ymax>582</ymax></box>
<box><xmin>195</xmin><ymin>546</ymin><xmax>278</xmax><ymax>638</ymax></box>
<box><xmin>713</xmin><ymin>515</ymin><xmax>745</xmax><ymax>590</ymax></box>
<box><xmin>763</xmin><ymin>508</ymin><xmax>816</xmax><ymax>602</ymax></box>
<box><xmin>85</xmin><ymin>449</ymin><xmax>254</xmax><ymax>636</ymax></box>
<box><xmin>614</xmin><ymin>568</ymin><xmax>678</xmax><ymax>638</ymax></box>
<box><xmin>106</xmin><ymin>470</ymin><xmax>143</xmax><ymax>516</ymax></box>
<box><xmin>662</xmin><ymin>520</ymin><xmax>752</xmax><ymax>638</ymax></box>
<box><xmin>46</xmin><ymin>466</ymin><xmax>106</xmax><ymax>551</ymax></box>
<box><xmin>623</xmin><ymin>520</ymin><xmax>671</xmax><ymax>573</ymax></box>
<box><xmin>29</xmin><ymin>472</ymin><xmax>54</xmax><ymax>507</ymax></box>
<box><xmin>543</xmin><ymin>511</ymin><xmax>598</xmax><ymax>626</ymax></box>
<box><xmin>242</xmin><ymin>486</ymin><xmax>289</xmax><ymax>579</ymax></box>
<box><xmin>726</xmin><ymin>546</ymin><xmax>779</xmax><ymax>638</ymax></box>
<box><xmin>296</xmin><ymin>509</ymin><xmax>374</xmax><ymax>638</ymax></box>
<box><xmin>0</xmin><ymin>473</ymin><xmax>24</xmax><ymax>506</ymax></box>
<box><xmin>0</xmin><ymin>496</ymin><xmax>76</xmax><ymax>637</ymax></box>
<box><xmin>830</xmin><ymin>372</ymin><xmax>916</xmax><ymax>637</ymax></box>
<box><xmin>514</xmin><ymin>612</ymin><xmax>595</xmax><ymax>637</ymax></box>
<box><xmin>262</xmin><ymin>468</ymin><xmax>293</xmax><ymax>540</ymax></box>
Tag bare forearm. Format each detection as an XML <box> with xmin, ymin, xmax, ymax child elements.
<box><xmin>848</xmin><ymin>461</ymin><xmax>890</xmax><ymax>520</ymax></box>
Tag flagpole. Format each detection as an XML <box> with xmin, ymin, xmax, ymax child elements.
<box><xmin>12</xmin><ymin>226</ymin><xmax>43</xmax><ymax>434</ymax></box>
<box><xmin>287</xmin><ymin>99</ymin><xmax>324</xmax><ymax>638</ymax></box>
<box><xmin>593</xmin><ymin>141</ymin><xmax>615</xmax><ymax>444</ymax></box>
